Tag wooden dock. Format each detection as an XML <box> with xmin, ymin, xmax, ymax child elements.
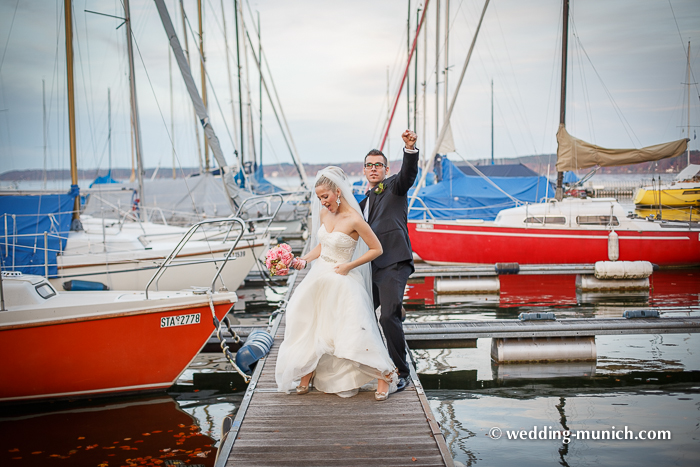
<box><xmin>214</xmin><ymin>269</ymin><xmax>454</xmax><ymax>467</ymax></box>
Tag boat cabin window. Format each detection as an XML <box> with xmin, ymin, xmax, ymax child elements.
<box><xmin>524</xmin><ymin>216</ymin><xmax>567</xmax><ymax>225</ymax></box>
<box><xmin>35</xmin><ymin>282</ymin><xmax>57</xmax><ymax>300</ymax></box>
<box><xmin>576</xmin><ymin>215</ymin><xmax>619</xmax><ymax>226</ymax></box>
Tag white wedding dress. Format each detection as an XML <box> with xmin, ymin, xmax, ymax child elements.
<box><xmin>275</xmin><ymin>225</ymin><xmax>398</xmax><ymax>396</ymax></box>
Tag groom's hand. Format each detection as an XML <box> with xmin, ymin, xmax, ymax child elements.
<box><xmin>402</xmin><ymin>130</ymin><xmax>417</xmax><ymax>150</ymax></box>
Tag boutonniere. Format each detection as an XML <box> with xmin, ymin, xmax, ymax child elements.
<box><xmin>374</xmin><ymin>182</ymin><xmax>386</xmax><ymax>195</ymax></box>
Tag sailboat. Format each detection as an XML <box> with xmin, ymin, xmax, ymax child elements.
<box><xmin>407</xmin><ymin>0</ymin><xmax>698</xmax><ymax>267</ymax></box>
<box><xmin>0</xmin><ymin>0</ymin><xmax>239</xmax><ymax>403</ymax></box>
<box><xmin>0</xmin><ymin>0</ymin><xmax>270</xmax><ymax>292</ymax></box>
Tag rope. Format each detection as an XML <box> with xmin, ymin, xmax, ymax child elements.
<box><xmin>207</xmin><ymin>293</ymin><xmax>251</xmax><ymax>383</ymax></box>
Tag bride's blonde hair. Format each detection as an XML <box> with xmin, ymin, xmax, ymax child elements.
<box><xmin>315</xmin><ymin>166</ymin><xmax>347</xmax><ymax>193</ymax></box>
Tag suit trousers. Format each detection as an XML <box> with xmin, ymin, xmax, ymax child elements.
<box><xmin>372</xmin><ymin>260</ymin><xmax>412</xmax><ymax>379</ymax></box>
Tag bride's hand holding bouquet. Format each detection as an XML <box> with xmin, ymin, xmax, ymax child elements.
<box><xmin>265</xmin><ymin>244</ymin><xmax>306</xmax><ymax>276</ymax></box>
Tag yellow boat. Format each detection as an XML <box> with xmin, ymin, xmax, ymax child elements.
<box><xmin>634</xmin><ymin>164</ymin><xmax>700</xmax><ymax>207</ymax></box>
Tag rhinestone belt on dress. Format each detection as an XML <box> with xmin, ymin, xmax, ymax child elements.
<box><xmin>320</xmin><ymin>255</ymin><xmax>338</xmax><ymax>263</ymax></box>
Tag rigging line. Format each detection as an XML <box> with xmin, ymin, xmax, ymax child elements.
<box><xmin>0</xmin><ymin>0</ymin><xmax>19</xmax><ymax>75</ymax></box>
<box><xmin>540</xmin><ymin>0</ymin><xmax>564</xmax><ymax>155</ymax></box>
<box><xmin>571</xmin><ymin>27</ymin><xmax>595</xmax><ymax>144</ymax></box>
<box><xmin>453</xmin><ymin>151</ymin><xmax>522</xmax><ymax>204</ymax></box>
<box><xmin>243</xmin><ymin>1</ymin><xmax>310</xmax><ymax>179</ymax></box>
<box><xmin>571</xmin><ymin>25</ymin><xmax>641</xmax><ymax>147</ymax></box>
<box><xmin>240</xmin><ymin>25</ymin><xmax>308</xmax><ymax>186</ymax></box>
<box><xmin>128</xmin><ymin>18</ymin><xmax>202</xmax><ymax>222</ymax></box>
<box><xmin>71</xmin><ymin>5</ymin><xmax>100</xmax><ymax>166</ymax></box>
<box><xmin>182</xmin><ymin>11</ymin><xmax>244</xmax><ymax>161</ymax></box>
<box><xmin>491</xmin><ymin>0</ymin><xmax>538</xmax><ymax>154</ymax></box>
<box><xmin>370</xmin><ymin>28</ymin><xmax>412</xmax><ymax>151</ymax></box>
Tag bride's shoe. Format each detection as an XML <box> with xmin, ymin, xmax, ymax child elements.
<box><xmin>296</xmin><ymin>372</ymin><xmax>314</xmax><ymax>395</ymax></box>
<box><xmin>375</xmin><ymin>379</ymin><xmax>390</xmax><ymax>401</ymax></box>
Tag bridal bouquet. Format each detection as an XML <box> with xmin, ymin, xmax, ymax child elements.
<box><xmin>265</xmin><ymin>243</ymin><xmax>304</xmax><ymax>276</ymax></box>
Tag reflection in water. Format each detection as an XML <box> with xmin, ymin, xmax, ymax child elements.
<box><xmin>0</xmin><ymin>396</ymin><xmax>219</xmax><ymax>466</ymax></box>
<box><xmin>555</xmin><ymin>397</ymin><xmax>570</xmax><ymax>467</ymax></box>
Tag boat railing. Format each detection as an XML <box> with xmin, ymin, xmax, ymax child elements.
<box><xmin>232</xmin><ymin>193</ymin><xmax>285</xmax><ymax>237</ymax></box>
<box><xmin>407</xmin><ymin>196</ymin><xmax>437</xmax><ymax>221</ymax></box>
<box><xmin>145</xmin><ymin>217</ymin><xmax>246</xmax><ymax>299</ymax></box>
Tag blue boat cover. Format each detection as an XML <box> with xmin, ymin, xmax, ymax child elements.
<box><xmin>454</xmin><ymin>163</ymin><xmax>539</xmax><ymax>177</ymax></box>
<box><xmin>409</xmin><ymin>158</ymin><xmax>553</xmax><ymax>221</ymax></box>
<box><xmin>563</xmin><ymin>171</ymin><xmax>580</xmax><ymax>184</ymax></box>
<box><xmin>89</xmin><ymin>170</ymin><xmax>120</xmax><ymax>187</ymax></box>
<box><xmin>251</xmin><ymin>165</ymin><xmax>285</xmax><ymax>194</ymax></box>
<box><xmin>0</xmin><ymin>185</ymin><xmax>78</xmax><ymax>276</ymax></box>
<box><xmin>353</xmin><ymin>168</ymin><xmax>436</xmax><ymax>203</ymax></box>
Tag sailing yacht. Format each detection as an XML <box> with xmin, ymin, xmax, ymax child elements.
<box><xmin>407</xmin><ymin>0</ymin><xmax>697</xmax><ymax>267</ymax></box>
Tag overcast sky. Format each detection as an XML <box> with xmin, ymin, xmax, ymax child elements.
<box><xmin>0</xmin><ymin>0</ymin><xmax>699</xmax><ymax>177</ymax></box>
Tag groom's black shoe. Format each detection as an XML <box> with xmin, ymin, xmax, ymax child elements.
<box><xmin>396</xmin><ymin>376</ymin><xmax>410</xmax><ymax>393</ymax></box>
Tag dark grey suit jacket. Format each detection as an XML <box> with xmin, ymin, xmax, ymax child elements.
<box><xmin>359</xmin><ymin>149</ymin><xmax>420</xmax><ymax>271</ymax></box>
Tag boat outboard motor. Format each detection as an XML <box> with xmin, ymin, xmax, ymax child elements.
<box><xmin>235</xmin><ymin>330</ymin><xmax>274</xmax><ymax>375</ymax></box>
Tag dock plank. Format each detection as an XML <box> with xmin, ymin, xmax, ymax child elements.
<box><xmin>215</xmin><ymin>266</ymin><xmax>453</xmax><ymax>467</ymax></box>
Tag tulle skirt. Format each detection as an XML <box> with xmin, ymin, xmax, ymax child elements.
<box><xmin>275</xmin><ymin>258</ymin><xmax>397</xmax><ymax>396</ymax></box>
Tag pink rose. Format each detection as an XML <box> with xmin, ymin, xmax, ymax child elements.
<box><xmin>280</xmin><ymin>251</ymin><xmax>293</xmax><ymax>266</ymax></box>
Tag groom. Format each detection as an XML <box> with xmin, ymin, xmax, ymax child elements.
<box><xmin>360</xmin><ymin>129</ymin><xmax>419</xmax><ymax>391</ymax></box>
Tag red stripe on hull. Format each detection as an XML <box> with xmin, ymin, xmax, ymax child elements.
<box><xmin>0</xmin><ymin>303</ymin><xmax>231</xmax><ymax>401</ymax></box>
<box><xmin>409</xmin><ymin>223</ymin><xmax>700</xmax><ymax>266</ymax></box>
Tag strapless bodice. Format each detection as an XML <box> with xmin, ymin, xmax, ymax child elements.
<box><xmin>318</xmin><ymin>225</ymin><xmax>357</xmax><ymax>264</ymax></box>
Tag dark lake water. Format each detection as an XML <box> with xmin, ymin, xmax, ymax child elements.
<box><xmin>1</xmin><ymin>269</ymin><xmax>698</xmax><ymax>466</ymax></box>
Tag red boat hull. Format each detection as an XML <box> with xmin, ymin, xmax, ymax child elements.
<box><xmin>409</xmin><ymin>221</ymin><xmax>700</xmax><ymax>266</ymax></box>
<box><xmin>0</xmin><ymin>302</ymin><xmax>232</xmax><ymax>402</ymax></box>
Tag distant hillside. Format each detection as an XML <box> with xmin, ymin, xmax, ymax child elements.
<box><xmin>2</xmin><ymin>150</ymin><xmax>697</xmax><ymax>181</ymax></box>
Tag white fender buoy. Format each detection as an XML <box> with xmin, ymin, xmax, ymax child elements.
<box><xmin>608</xmin><ymin>230</ymin><xmax>619</xmax><ymax>261</ymax></box>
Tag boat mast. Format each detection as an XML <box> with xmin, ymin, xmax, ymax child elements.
<box><xmin>687</xmin><ymin>41</ymin><xmax>691</xmax><ymax>167</ymax></box>
<box><xmin>179</xmin><ymin>0</ymin><xmax>204</xmax><ymax>174</ymax></box>
<box><xmin>491</xmin><ymin>79</ymin><xmax>494</xmax><ymax>165</ymax></box>
<box><xmin>258</xmin><ymin>11</ymin><xmax>262</xmax><ymax>169</ymax></box>
<box><xmin>234</xmin><ymin>0</ymin><xmax>245</xmax><ymax>175</ymax></box>
<box><xmin>124</xmin><ymin>0</ymin><xmax>146</xmax><ymax>219</ymax></box>
<box><xmin>555</xmin><ymin>0</ymin><xmax>569</xmax><ymax>201</ymax></box>
<box><xmin>409</xmin><ymin>0</ymin><xmax>490</xmax><ymax>210</ymax></box>
<box><xmin>197</xmin><ymin>0</ymin><xmax>209</xmax><ymax>172</ymax></box>
<box><xmin>169</xmin><ymin>32</ymin><xmax>175</xmax><ymax>179</ymax></box>
<box><xmin>64</xmin><ymin>0</ymin><xmax>79</xmax><ymax>221</ymax></box>
<box><xmin>108</xmin><ymin>88</ymin><xmax>112</xmax><ymax>174</ymax></box>
<box><xmin>435</xmin><ymin>0</ymin><xmax>440</xmax><ymax>142</ymax></box>
<box><xmin>42</xmin><ymin>79</ymin><xmax>47</xmax><ymax>189</ymax></box>
<box><xmin>414</xmin><ymin>6</ymin><xmax>420</xmax><ymax>131</ymax></box>
<box><xmin>407</xmin><ymin>0</ymin><xmax>411</xmax><ymax>129</ymax></box>
<box><xmin>220</xmin><ymin>0</ymin><xmax>239</xmax><ymax>152</ymax></box>
<box><xmin>154</xmin><ymin>0</ymin><xmax>240</xmax><ymax>212</ymax></box>
<box><xmin>443</xmin><ymin>0</ymin><xmax>449</xmax><ymax>120</ymax></box>
<box><xmin>379</xmin><ymin>0</ymin><xmax>431</xmax><ymax>151</ymax></box>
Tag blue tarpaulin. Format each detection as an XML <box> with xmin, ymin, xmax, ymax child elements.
<box><xmin>408</xmin><ymin>158</ymin><xmax>553</xmax><ymax>221</ymax></box>
<box><xmin>251</xmin><ymin>165</ymin><xmax>285</xmax><ymax>194</ymax></box>
<box><xmin>0</xmin><ymin>186</ymin><xmax>78</xmax><ymax>276</ymax></box>
<box><xmin>89</xmin><ymin>171</ymin><xmax>120</xmax><ymax>187</ymax></box>
<box><xmin>563</xmin><ymin>171</ymin><xmax>580</xmax><ymax>184</ymax></box>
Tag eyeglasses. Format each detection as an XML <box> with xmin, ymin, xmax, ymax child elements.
<box><xmin>364</xmin><ymin>162</ymin><xmax>386</xmax><ymax>169</ymax></box>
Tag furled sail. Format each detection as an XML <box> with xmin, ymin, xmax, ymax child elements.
<box><xmin>556</xmin><ymin>124</ymin><xmax>688</xmax><ymax>172</ymax></box>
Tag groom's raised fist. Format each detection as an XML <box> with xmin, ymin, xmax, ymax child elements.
<box><xmin>402</xmin><ymin>130</ymin><xmax>417</xmax><ymax>150</ymax></box>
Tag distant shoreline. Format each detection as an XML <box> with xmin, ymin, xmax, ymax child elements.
<box><xmin>2</xmin><ymin>151</ymin><xmax>697</xmax><ymax>181</ymax></box>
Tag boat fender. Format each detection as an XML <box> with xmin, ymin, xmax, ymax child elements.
<box><xmin>495</xmin><ymin>263</ymin><xmax>520</xmax><ymax>275</ymax></box>
<box><xmin>62</xmin><ymin>280</ymin><xmax>109</xmax><ymax>291</ymax></box>
<box><xmin>518</xmin><ymin>312</ymin><xmax>556</xmax><ymax>321</ymax></box>
<box><xmin>594</xmin><ymin>261</ymin><xmax>653</xmax><ymax>280</ymax></box>
<box><xmin>607</xmin><ymin>231</ymin><xmax>619</xmax><ymax>261</ymax></box>
<box><xmin>623</xmin><ymin>309</ymin><xmax>660</xmax><ymax>319</ymax></box>
<box><xmin>235</xmin><ymin>330</ymin><xmax>274</xmax><ymax>375</ymax></box>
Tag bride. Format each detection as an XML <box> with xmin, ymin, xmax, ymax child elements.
<box><xmin>275</xmin><ymin>166</ymin><xmax>398</xmax><ymax>400</ymax></box>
